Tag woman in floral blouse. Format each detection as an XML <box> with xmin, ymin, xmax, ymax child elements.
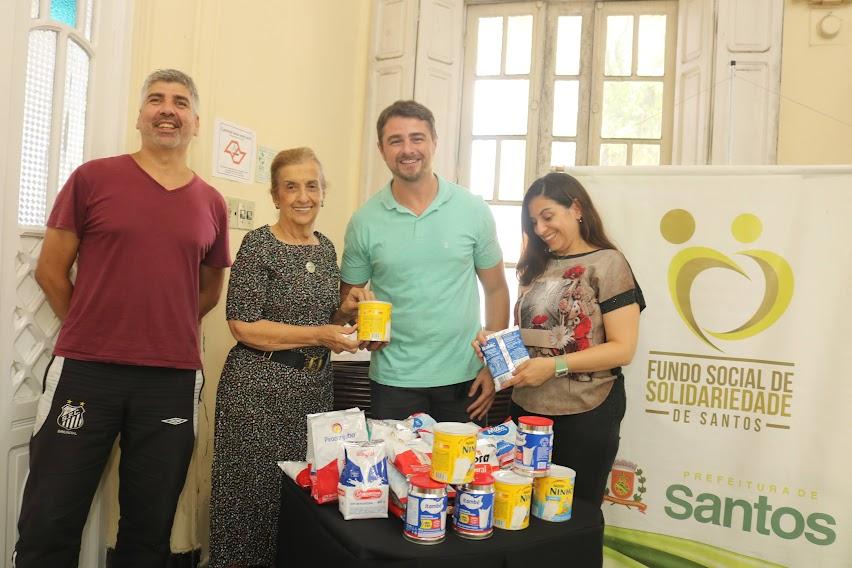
<box><xmin>497</xmin><ymin>172</ymin><xmax>644</xmax><ymax>505</ymax></box>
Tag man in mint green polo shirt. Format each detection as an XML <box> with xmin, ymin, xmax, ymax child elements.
<box><xmin>341</xmin><ymin>100</ymin><xmax>510</xmax><ymax>423</ymax></box>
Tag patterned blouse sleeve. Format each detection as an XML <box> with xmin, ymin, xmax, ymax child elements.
<box><xmin>225</xmin><ymin>230</ymin><xmax>268</xmax><ymax>322</ymax></box>
<box><xmin>597</xmin><ymin>250</ymin><xmax>646</xmax><ymax>314</ymax></box>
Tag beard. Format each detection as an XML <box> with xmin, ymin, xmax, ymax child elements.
<box><xmin>392</xmin><ymin>159</ymin><xmax>428</xmax><ymax>182</ymax></box>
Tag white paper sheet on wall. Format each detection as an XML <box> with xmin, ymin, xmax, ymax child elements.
<box><xmin>213</xmin><ymin>119</ymin><xmax>255</xmax><ymax>183</ymax></box>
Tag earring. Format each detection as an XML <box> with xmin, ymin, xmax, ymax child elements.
<box><xmin>578</xmin><ymin>217</ymin><xmax>583</xmax><ymax>223</ymax></box>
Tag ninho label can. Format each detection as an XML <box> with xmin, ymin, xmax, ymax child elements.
<box><xmin>403</xmin><ymin>474</ymin><xmax>447</xmax><ymax>544</ymax></box>
<box><xmin>430</xmin><ymin>422</ymin><xmax>478</xmax><ymax>484</ymax></box>
<box><xmin>453</xmin><ymin>472</ymin><xmax>495</xmax><ymax>539</ymax></box>
<box><xmin>532</xmin><ymin>464</ymin><xmax>575</xmax><ymax>522</ymax></box>
<box><xmin>514</xmin><ymin>416</ymin><xmax>554</xmax><ymax>477</ymax></box>
<box><xmin>492</xmin><ymin>470</ymin><xmax>532</xmax><ymax>530</ymax></box>
<box><xmin>356</xmin><ymin>301</ymin><xmax>392</xmax><ymax>342</ymax></box>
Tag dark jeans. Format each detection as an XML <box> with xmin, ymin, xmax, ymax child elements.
<box><xmin>370</xmin><ymin>380</ymin><xmax>481</xmax><ymax>424</ymax></box>
<box><xmin>15</xmin><ymin>358</ymin><xmax>200</xmax><ymax>568</ymax></box>
<box><xmin>511</xmin><ymin>377</ymin><xmax>626</xmax><ymax>506</ymax></box>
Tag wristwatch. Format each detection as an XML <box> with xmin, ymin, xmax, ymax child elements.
<box><xmin>554</xmin><ymin>356</ymin><xmax>571</xmax><ymax>378</ymax></box>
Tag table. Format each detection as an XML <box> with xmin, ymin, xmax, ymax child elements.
<box><xmin>276</xmin><ymin>474</ymin><xmax>604</xmax><ymax>567</ymax></box>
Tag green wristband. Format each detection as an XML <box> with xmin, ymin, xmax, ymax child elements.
<box><xmin>554</xmin><ymin>356</ymin><xmax>571</xmax><ymax>378</ymax></box>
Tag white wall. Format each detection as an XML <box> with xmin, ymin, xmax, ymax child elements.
<box><xmin>778</xmin><ymin>0</ymin><xmax>852</xmax><ymax>164</ymax></box>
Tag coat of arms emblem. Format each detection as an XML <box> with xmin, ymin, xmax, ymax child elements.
<box><xmin>604</xmin><ymin>459</ymin><xmax>647</xmax><ymax>512</ymax></box>
<box><xmin>57</xmin><ymin>400</ymin><xmax>86</xmax><ymax>430</ymax></box>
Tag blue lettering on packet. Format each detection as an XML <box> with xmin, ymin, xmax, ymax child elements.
<box><xmin>482</xmin><ymin>327</ymin><xmax>530</xmax><ymax>389</ymax></box>
<box><xmin>483</xmin><ymin>338</ymin><xmax>510</xmax><ymax>379</ymax></box>
<box><xmin>501</xmin><ymin>328</ymin><xmax>529</xmax><ymax>361</ymax></box>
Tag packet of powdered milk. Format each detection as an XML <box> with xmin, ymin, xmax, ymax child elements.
<box><xmin>478</xmin><ymin>419</ymin><xmax>517</xmax><ymax>469</ymax></box>
<box><xmin>481</xmin><ymin>327</ymin><xmax>530</xmax><ymax>391</ymax></box>
<box><xmin>277</xmin><ymin>461</ymin><xmax>310</xmax><ymax>488</ymax></box>
<box><xmin>402</xmin><ymin>412</ymin><xmax>436</xmax><ymax>436</ymax></box>
<box><xmin>306</xmin><ymin>408</ymin><xmax>368</xmax><ymax>504</ymax></box>
<box><xmin>386</xmin><ymin>461</ymin><xmax>410</xmax><ymax>506</ymax></box>
<box><xmin>337</xmin><ymin>440</ymin><xmax>389</xmax><ymax>520</ymax></box>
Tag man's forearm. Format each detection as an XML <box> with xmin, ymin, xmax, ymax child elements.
<box><xmin>198</xmin><ymin>286</ymin><xmax>222</xmax><ymax>320</ymax></box>
<box><xmin>198</xmin><ymin>266</ymin><xmax>225</xmax><ymax>320</ymax></box>
<box><xmin>39</xmin><ymin>277</ymin><xmax>73</xmax><ymax>321</ymax></box>
<box><xmin>483</xmin><ymin>286</ymin><xmax>510</xmax><ymax>331</ymax></box>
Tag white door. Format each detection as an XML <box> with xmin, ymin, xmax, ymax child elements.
<box><xmin>0</xmin><ymin>1</ymin><xmax>132</xmax><ymax>566</ymax></box>
<box><xmin>362</xmin><ymin>0</ymin><xmax>465</xmax><ymax>199</ymax></box>
<box><xmin>672</xmin><ymin>0</ymin><xmax>782</xmax><ymax>165</ymax></box>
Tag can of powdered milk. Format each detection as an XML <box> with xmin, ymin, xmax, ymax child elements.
<box><xmin>492</xmin><ymin>470</ymin><xmax>532</xmax><ymax>530</ymax></box>
<box><xmin>453</xmin><ymin>471</ymin><xmax>495</xmax><ymax>539</ymax></box>
<box><xmin>531</xmin><ymin>464</ymin><xmax>575</xmax><ymax>522</ymax></box>
<box><xmin>403</xmin><ymin>474</ymin><xmax>447</xmax><ymax>544</ymax></box>
<box><xmin>514</xmin><ymin>416</ymin><xmax>554</xmax><ymax>477</ymax></box>
<box><xmin>430</xmin><ymin>422</ymin><xmax>478</xmax><ymax>484</ymax></box>
<box><xmin>356</xmin><ymin>300</ymin><xmax>392</xmax><ymax>342</ymax></box>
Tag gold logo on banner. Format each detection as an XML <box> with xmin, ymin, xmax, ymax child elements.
<box><xmin>660</xmin><ymin>210</ymin><xmax>794</xmax><ymax>351</ymax></box>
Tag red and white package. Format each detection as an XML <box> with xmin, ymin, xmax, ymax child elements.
<box><xmin>306</xmin><ymin>408</ymin><xmax>368</xmax><ymax>504</ymax></box>
<box><xmin>277</xmin><ymin>460</ymin><xmax>311</xmax><ymax>488</ymax></box>
<box><xmin>386</xmin><ymin>461</ymin><xmax>410</xmax><ymax>511</ymax></box>
<box><xmin>391</xmin><ymin>437</ymin><xmax>432</xmax><ymax>476</ymax></box>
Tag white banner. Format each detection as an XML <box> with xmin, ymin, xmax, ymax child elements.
<box><xmin>572</xmin><ymin>167</ymin><xmax>852</xmax><ymax>568</ymax></box>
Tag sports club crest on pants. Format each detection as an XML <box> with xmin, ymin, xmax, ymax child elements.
<box><xmin>57</xmin><ymin>400</ymin><xmax>86</xmax><ymax>430</ymax></box>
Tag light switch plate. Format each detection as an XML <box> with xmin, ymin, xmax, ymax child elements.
<box><xmin>226</xmin><ymin>197</ymin><xmax>255</xmax><ymax>230</ymax></box>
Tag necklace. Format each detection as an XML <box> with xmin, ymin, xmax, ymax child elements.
<box><xmin>290</xmin><ymin>241</ymin><xmax>319</xmax><ymax>274</ymax></box>
<box><xmin>272</xmin><ymin>224</ymin><xmax>319</xmax><ymax>274</ymax></box>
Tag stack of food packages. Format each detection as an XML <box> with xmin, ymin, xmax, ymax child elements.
<box><xmin>281</xmin><ymin>408</ymin><xmax>574</xmax><ymax>529</ymax></box>
<box><xmin>366</xmin><ymin>413</ymin><xmax>517</xmax><ymax>520</ymax></box>
<box><xmin>304</xmin><ymin>407</ymin><xmax>369</xmax><ymax>504</ymax></box>
<box><xmin>302</xmin><ymin>407</ymin><xmax>392</xmax><ymax>522</ymax></box>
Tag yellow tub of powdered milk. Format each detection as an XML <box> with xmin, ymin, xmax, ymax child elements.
<box><xmin>532</xmin><ymin>464</ymin><xmax>575</xmax><ymax>522</ymax></box>
<box><xmin>356</xmin><ymin>301</ymin><xmax>392</xmax><ymax>342</ymax></box>
<box><xmin>493</xmin><ymin>470</ymin><xmax>532</xmax><ymax>530</ymax></box>
<box><xmin>430</xmin><ymin>422</ymin><xmax>478</xmax><ymax>484</ymax></box>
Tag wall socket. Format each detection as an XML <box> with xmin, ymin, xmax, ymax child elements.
<box><xmin>226</xmin><ymin>197</ymin><xmax>255</xmax><ymax>230</ymax></box>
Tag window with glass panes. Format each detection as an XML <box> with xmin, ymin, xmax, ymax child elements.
<box><xmin>20</xmin><ymin>0</ymin><xmax>96</xmax><ymax>227</ymax></box>
<box><xmin>460</xmin><ymin>1</ymin><xmax>676</xmax><ymax>304</ymax></box>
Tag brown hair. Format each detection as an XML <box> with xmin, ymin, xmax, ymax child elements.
<box><xmin>517</xmin><ymin>172</ymin><xmax>618</xmax><ymax>286</ymax></box>
<box><xmin>376</xmin><ymin>100</ymin><xmax>437</xmax><ymax>145</ymax></box>
<box><xmin>269</xmin><ymin>147</ymin><xmax>327</xmax><ymax>197</ymax></box>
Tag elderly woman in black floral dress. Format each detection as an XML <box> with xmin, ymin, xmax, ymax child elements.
<box><xmin>209</xmin><ymin>147</ymin><xmax>371</xmax><ymax>568</ymax></box>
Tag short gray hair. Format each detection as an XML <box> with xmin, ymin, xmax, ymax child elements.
<box><xmin>140</xmin><ymin>69</ymin><xmax>200</xmax><ymax>115</ymax></box>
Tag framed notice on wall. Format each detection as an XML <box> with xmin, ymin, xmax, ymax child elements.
<box><xmin>213</xmin><ymin>119</ymin><xmax>255</xmax><ymax>183</ymax></box>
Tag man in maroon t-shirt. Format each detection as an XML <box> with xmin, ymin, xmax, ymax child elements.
<box><xmin>14</xmin><ymin>69</ymin><xmax>232</xmax><ymax>568</ymax></box>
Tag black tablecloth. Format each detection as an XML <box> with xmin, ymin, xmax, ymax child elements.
<box><xmin>276</xmin><ymin>473</ymin><xmax>604</xmax><ymax>568</ymax></box>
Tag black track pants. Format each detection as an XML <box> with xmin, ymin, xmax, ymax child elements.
<box><xmin>14</xmin><ymin>357</ymin><xmax>202</xmax><ymax>568</ymax></box>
